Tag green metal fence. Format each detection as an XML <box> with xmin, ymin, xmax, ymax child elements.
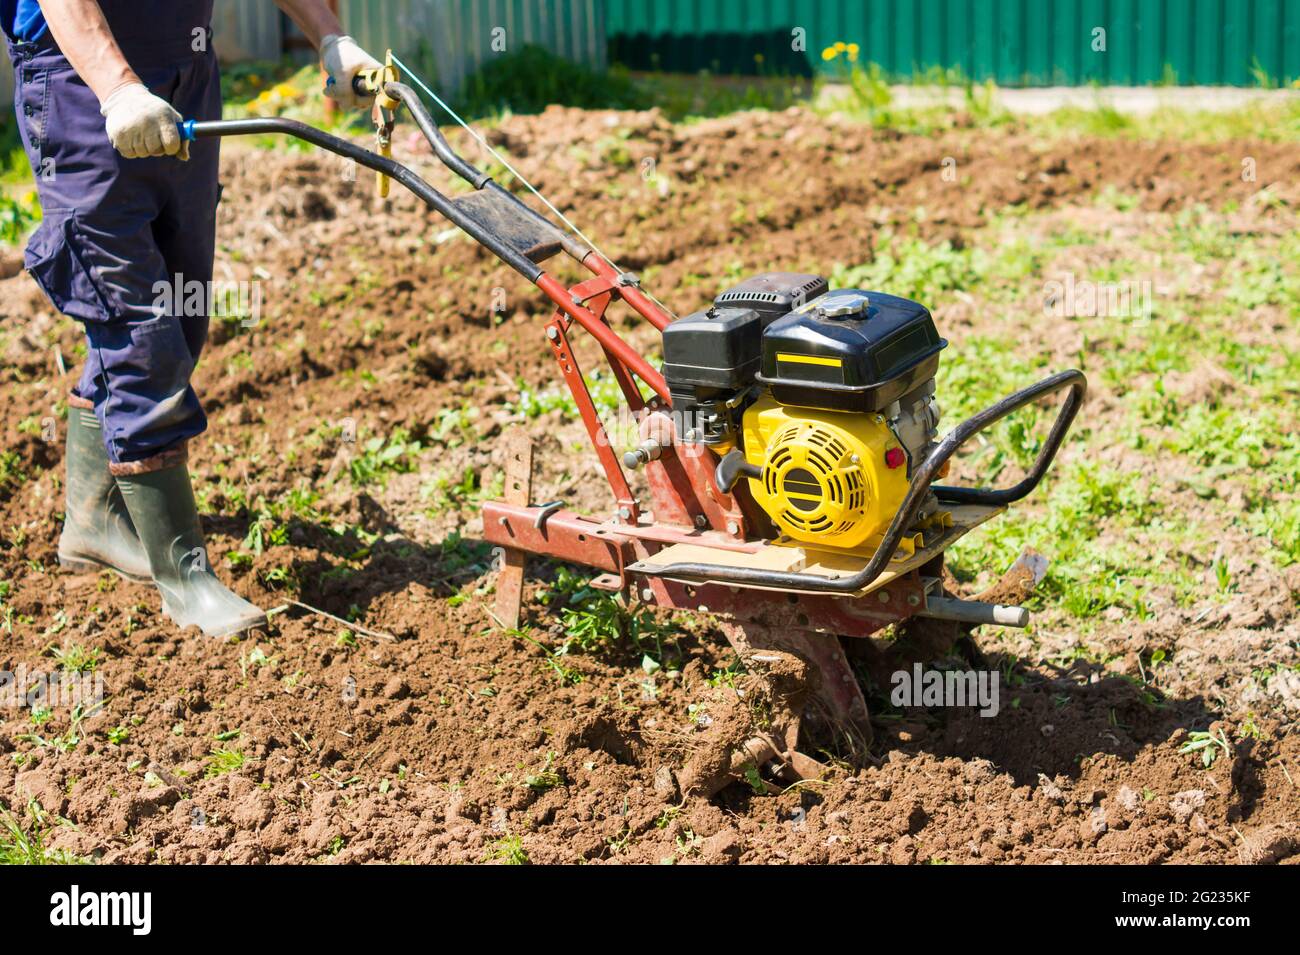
<box><xmin>344</xmin><ymin>0</ymin><xmax>607</xmax><ymax>93</ymax></box>
<box><xmin>606</xmin><ymin>0</ymin><xmax>1300</xmax><ymax>87</ymax></box>
<box><xmin>209</xmin><ymin>0</ymin><xmax>607</xmax><ymax>93</ymax></box>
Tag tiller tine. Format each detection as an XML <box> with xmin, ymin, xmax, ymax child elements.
<box><xmin>719</xmin><ymin>622</ymin><xmax>873</xmax><ymax>749</ymax></box>
<box><xmin>975</xmin><ymin>547</ymin><xmax>1049</xmax><ymax>607</ymax></box>
<box><xmin>710</xmin><ymin>620</ymin><xmax>873</xmax><ymax>791</ymax></box>
<box><xmin>676</xmin><ymin>631</ymin><xmax>845</xmax><ymax>798</ymax></box>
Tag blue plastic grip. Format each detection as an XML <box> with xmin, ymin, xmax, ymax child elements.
<box><xmin>177</xmin><ymin>119</ymin><xmax>198</xmax><ymax>142</ymax></box>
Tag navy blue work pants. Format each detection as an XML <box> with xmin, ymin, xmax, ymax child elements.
<box><xmin>9</xmin><ymin>4</ymin><xmax>221</xmax><ymax>472</ymax></box>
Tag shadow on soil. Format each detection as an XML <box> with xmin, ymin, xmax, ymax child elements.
<box><xmin>855</xmin><ymin>646</ymin><xmax>1219</xmax><ymax>789</ymax></box>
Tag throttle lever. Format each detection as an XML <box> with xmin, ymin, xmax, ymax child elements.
<box><xmin>344</xmin><ymin>51</ymin><xmax>403</xmax><ymax>198</ymax></box>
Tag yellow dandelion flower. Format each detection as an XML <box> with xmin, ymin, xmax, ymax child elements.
<box><xmin>821</xmin><ymin>46</ymin><xmax>838</xmax><ymax>61</ymax></box>
<box><xmin>846</xmin><ymin>42</ymin><xmax>860</xmax><ymax>56</ymax></box>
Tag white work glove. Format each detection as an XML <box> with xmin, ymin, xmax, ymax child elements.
<box><xmin>101</xmin><ymin>83</ymin><xmax>188</xmax><ymax>160</ymax></box>
<box><xmin>321</xmin><ymin>34</ymin><xmax>383</xmax><ymax>110</ymax></box>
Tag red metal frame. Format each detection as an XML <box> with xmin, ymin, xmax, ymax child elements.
<box><xmin>482</xmin><ymin>499</ymin><xmax>924</xmax><ymax>638</ymax></box>
<box><xmin>527</xmin><ymin>251</ymin><xmax>760</xmax><ymax>539</ymax></box>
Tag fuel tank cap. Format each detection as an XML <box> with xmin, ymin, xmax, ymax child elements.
<box><xmin>800</xmin><ymin>289</ymin><xmax>871</xmax><ymax>320</ymax></box>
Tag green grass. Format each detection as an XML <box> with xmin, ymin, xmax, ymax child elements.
<box><xmin>15</xmin><ymin>704</ymin><xmax>90</xmax><ymax>755</ymax></box>
<box><xmin>508</xmin><ymin>369</ymin><xmax>651</xmax><ymax>426</ymax></box>
<box><xmin>1180</xmin><ymin>727</ymin><xmax>1233</xmax><ymax>767</ymax></box>
<box><xmin>830</xmin><ymin>235</ymin><xmax>990</xmax><ymax>307</ymax></box>
<box><xmin>538</xmin><ymin>567</ymin><xmax>632</xmax><ymax>653</ymax></box>
<box><xmin>931</xmin><ymin>204</ymin><xmax>1299</xmax><ymax>618</ymax></box>
<box><xmin>0</xmin><ymin>449</ymin><xmax>29</xmax><ymax>493</ymax></box>
<box><xmin>482</xmin><ymin>833</ymin><xmax>529</xmax><ymax>865</ymax></box>
<box><xmin>457</xmin><ymin>44</ymin><xmax>646</xmax><ymax>119</ymax></box>
<box><xmin>347</xmin><ymin>427</ymin><xmax>423</xmax><ymax>487</ymax></box>
<box><xmin>47</xmin><ymin>642</ymin><xmax>102</xmax><ymax>673</ymax></box>
<box><xmin>0</xmin><ymin>801</ymin><xmax>90</xmax><ymax>865</ymax></box>
<box><xmin>2</xmin><ymin>119</ymin><xmax>41</xmax><ymax>247</ymax></box>
<box><xmin>814</xmin><ymin>62</ymin><xmax>1300</xmax><ymax>143</ymax></box>
<box><xmin>524</xmin><ymin>751</ymin><xmax>564</xmax><ymax>792</ymax></box>
<box><xmin>538</xmin><ymin>566</ymin><xmax>676</xmax><ymax>661</ymax></box>
<box><xmin>0</xmin><ymin>119</ymin><xmax>29</xmax><ymax>183</ymax></box>
<box><xmin>420</xmin><ymin>465</ymin><xmax>504</xmax><ymax>515</ymax></box>
<box><xmin>1034</xmin><ymin>93</ymin><xmax>1300</xmax><ymax>143</ymax></box>
<box><xmin>205</xmin><ymin>747</ymin><xmax>246</xmax><ymax>779</ymax></box>
<box><xmin>0</xmin><ymin>190</ymin><xmax>41</xmax><ymax>245</ymax></box>
<box><xmin>632</xmin><ymin>71</ymin><xmax>811</xmax><ymax>122</ymax></box>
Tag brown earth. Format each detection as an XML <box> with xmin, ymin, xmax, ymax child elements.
<box><xmin>0</xmin><ymin>106</ymin><xmax>1297</xmax><ymax>863</ymax></box>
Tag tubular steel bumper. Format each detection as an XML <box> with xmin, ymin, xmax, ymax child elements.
<box><xmin>627</xmin><ymin>368</ymin><xmax>1087</xmax><ymax>594</ymax></box>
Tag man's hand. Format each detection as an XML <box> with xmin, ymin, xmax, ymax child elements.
<box><xmin>272</xmin><ymin>5</ymin><xmax>378</xmax><ymax>109</ymax></box>
<box><xmin>320</xmin><ymin>35</ymin><xmax>383</xmax><ymax>110</ymax></box>
<box><xmin>101</xmin><ymin>83</ymin><xmax>188</xmax><ymax>160</ymax></box>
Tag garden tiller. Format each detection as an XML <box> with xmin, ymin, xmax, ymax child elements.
<box><xmin>182</xmin><ymin>58</ymin><xmax>1086</xmax><ymax>780</ymax></box>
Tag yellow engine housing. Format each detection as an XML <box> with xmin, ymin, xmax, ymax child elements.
<box><xmin>742</xmin><ymin>394</ymin><xmax>909</xmax><ymax>551</ymax></box>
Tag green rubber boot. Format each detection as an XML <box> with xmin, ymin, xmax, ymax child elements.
<box><xmin>57</xmin><ymin>407</ymin><xmax>152</xmax><ymax>582</ymax></box>
<box><xmin>114</xmin><ymin>462</ymin><xmax>266</xmax><ymax>638</ymax></box>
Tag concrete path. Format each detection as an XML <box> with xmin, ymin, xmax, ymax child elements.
<box><xmin>824</xmin><ymin>83</ymin><xmax>1299</xmax><ymax>115</ymax></box>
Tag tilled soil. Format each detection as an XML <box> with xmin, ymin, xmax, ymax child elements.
<box><xmin>1</xmin><ymin>106</ymin><xmax>1297</xmax><ymax>864</ymax></box>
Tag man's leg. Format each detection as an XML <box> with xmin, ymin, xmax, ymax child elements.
<box><xmin>20</xmin><ymin>47</ymin><xmax>262</xmax><ymax>636</ymax></box>
<box><xmin>10</xmin><ymin>42</ymin><xmax>152</xmax><ymax>580</ymax></box>
<box><xmin>105</xmin><ymin>52</ymin><xmax>263</xmax><ymax>639</ymax></box>
<box><xmin>17</xmin><ymin>44</ymin><xmax>209</xmax><ymax>468</ymax></box>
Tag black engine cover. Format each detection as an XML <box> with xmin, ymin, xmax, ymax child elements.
<box><xmin>759</xmin><ymin>289</ymin><xmax>946</xmax><ymax>412</ymax></box>
<box><xmin>662</xmin><ymin>274</ymin><xmax>832</xmax><ymax>393</ymax></box>
<box><xmin>661</xmin><ymin>305</ymin><xmax>763</xmax><ymax>391</ymax></box>
<box><xmin>713</xmin><ymin>272</ymin><xmax>829</xmax><ymax>325</ymax></box>
<box><xmin>661</xmin><ymin>273</ymin><xmax>836</xmax><ymax>446</ymax></box>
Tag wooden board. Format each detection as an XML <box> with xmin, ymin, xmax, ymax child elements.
<box><xmin>492</xmin><ymin>431</ymin><xmax>533</xmax><ymax>630</ymax></box>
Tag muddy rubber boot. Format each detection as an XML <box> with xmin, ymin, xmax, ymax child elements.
<box><xmin>57</xmin><ymin>407</ymin><xmax>152</xmax><ymax>582</ymax></box>
<box><xmin>115</xmin><ymin>463</ymin><xmax>266</xmax><ymax>638</ymax></box>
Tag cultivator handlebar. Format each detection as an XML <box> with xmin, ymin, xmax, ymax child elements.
<box><xmin>179</xmin><ymin>84</ymin><xmax>549</xmax><ymax>280</ymax></box>
<box><xmin>179</xmin><ymin>78</ymin><xmax>674</xmax><ymax>402</ymax></box>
